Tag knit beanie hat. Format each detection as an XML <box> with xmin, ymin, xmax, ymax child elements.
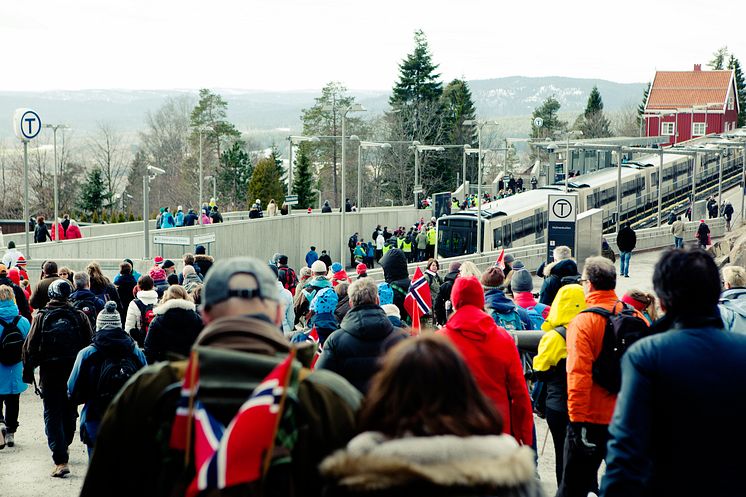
<box><xmin>451</xmin><ymin>276</ymin><xmax>485</xmax><ymax>310</ymax></box>
<box><xmin>480</xmin><ymin>267</ymin><xmax>505</xmax><ymax>289</ymax></box>
<box><xmin>331</xmin><ymin>262</ymin><xmax>343</xmax><ymax>273</ymax></box>
<box><xmin>378</xmin><ymin>282</ymin><xmax>394</xmax><ymax>305</ymax></box>
<box><xmin>96</xmin><ymin>301</ymin><xmax>121</xmax><ymax>331</ymax></box>
<box><xmin>381</xmin><ymin>303</ymin><xmax>401</xmax><ymax>319</ymax></box>
<box><xmin>510</xmin><ymin>269</ymin><xmax>533</xmax><ymax>293</ymax></box>
<box><xmin>311</xmin><ymin>260</ymin><xmax>327</xmax><ymax>274</ymax></box>
<box><xmin>183</xmin><ymin>265</ymin><xmax>196</xmax><ymax>276</ymax></box>
<box><xmin>511</xmin><ymin>260</ymin><xmax>525</xmax><ymax>271</ymax></box>
<box><xmin>356</xmin><ymin>263</ymin><xmax>367</xmax><ymax>275</ymax></box>
<box><xmin>310</xmin><ymin>287</ymin><xmax>338</xmax><ymax>315</ymax></box>
<box><xmin>154</xmin><ymin>256</ymin><xmax>164</xmax><ymax>266</ymax></box>
<box><xmin>149</xmin><ymin>266</ymin><xmax>166</xmax><ymax>282</ymax></box>
<box><xmin>7</xmin><ymin>268</ymin><xmax>20</xmax><ymax>285</ymax></box>
<box><xmin>448</xmin><ymin>261</ymin><xmax>462</xmax><ymax>273</ymax></box>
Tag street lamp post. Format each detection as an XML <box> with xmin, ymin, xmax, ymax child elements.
<box><xmin>323</xmin><ymin>104</ymin><xmax>366</xmax><ymax>265</ymax></box>
<box><xmin>564</xmin><ymin>130</ymin><xmax>583</xmax><ymax>192</ymax></box>
<box><xmin>194</xmin><ymin>126</ymin><xmax>211</xmax><ymax>224</ymax></box>
<box><xmin>357</xmin><ymin>141</ymin><xmax>391</xmax><ymax>212</ymax></box>
<box><xmin>44</xmin><ymin>123</ymin><xmax>69</xmax><ymax>243</ymax></box>
<box><xmin>143</xmin><ymin>166</ymin><xmax>165</xmax><ymax>260</ymax></box>
<box><xmin>204</xmin><ymin>175</ymin><xmax>217</xmax><ymax>202</ymax></box>
<box><xmin>463</xmin><ymin>120</ymin><xmax>499</xmax><ymax>255</ymax></box>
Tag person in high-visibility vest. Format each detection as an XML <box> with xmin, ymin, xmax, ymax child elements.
<box><xmin>402</xmin><ymin>233</ymin><xmax>413</xmax><ymax>263</ymax></box>
<box><xmin>427</xmin><ymin>225</ymin><xmax>437</xmax><ymax>259</ymax></box>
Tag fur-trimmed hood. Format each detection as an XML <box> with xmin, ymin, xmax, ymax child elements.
<box><xmin>154</xmin><ymin>298</ymin><xmax>196</xmax><ymax>315</ymax></box>
<box><xmin>542</xmin><ymin>258</ymin><xmax>577</xmax><ymax>278</ymax></box>
<box><xmin>320</xmin><ymin>432</ymin><xmax>541</xmax><ymax>495</ymax></box>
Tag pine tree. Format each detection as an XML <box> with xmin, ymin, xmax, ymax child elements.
<box><xmin>79</xmin><ymin>168</ymin><xmax>106</xmax><ymax>217</ymax></box>
<box><xmin>728</xmin><ymin>55</ymin><xmax>746</xmax><ymax>127</ymax></box>
<box><xmin>191</xmin><ymin>89</ymin><xmax>241</xmax><ymax>176</ymax></box>
<box><xmin>530</xmin><ymin>96</ymin><xmax>566</xmax><ymax>140</ymax></box>
<box><xmin>124</xmin><ymin>150</ymin><xmax>148</xmax><ymax>211</ymax></box>
<box><xmin>709</xmin><ymin>47</ymin><xmax>729</xmax><ymax>70</ymax></box>
<box><xmin>576</xmin><ymin>86</ymin><xmax>612</xmax><ymax>138</ymax></box>
<box><xmin>218</xmin><ymin>141</ymin><xmax>252</xmax><ymax>210</ymax></box>
<box><xmin>293</xmin><ymin>143</ymin><xmax>317</xmax><ymax>209</ymax></box>
<box><xmin>442</xmin><ymin>79</ymin><xmax>477</xmax><ymax>146</ymax></box>
<box><xmin>248</xmin><ymin>157</ymin><xmax>285</xmax><ymax>209</ymax></box>
<box><xmin>390</xmin><ymin>30</ymin><xmax>443</xmax><ymax>107</ymax></box>
<box><xmin>637</xmin><ymin>82</ymin><xmax>651</xmax><ymax>131</ymax></box>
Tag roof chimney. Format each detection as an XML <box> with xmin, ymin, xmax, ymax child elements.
<box><xmin>694</xmin><ymin>64</ymin><xmax>702</xmax><ymax>71</ymax></box>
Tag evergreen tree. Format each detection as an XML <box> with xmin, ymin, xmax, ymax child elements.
<box><xmin>292</xmin><ymin>143</ymin><xmax>317</xmax><ymax>209</ymax></box>
<box><xmin>218</xmin><ymin>141</ymin><xmax>252</xmax><ymax>210</ymax></box>
<box><xmin>576</xmin><ymin>86</ymin><xmax>612</xmax><ymax>138</ymax></box>
<box><xmin>530</xmin><ymin>96</ymin><xmax>566</xmax><ymax>140</ymax></box>
<box><xmin>709</xmin><ymin>46</ymin><xmax>729</xmax><ymax>70</ymax></box>
<box><xmin>79</xmin><ymin>167</ymin><xmax>106</xmax><ymax>217</ymax></box>
<box><xmin>728</xmin><ymin>54</ymin><xmax>746</xmax><ymax>127</ymax></box>
<box><xmin>190</xmin><ymin>89</ymin><xmax>241</xmax><ymax>176</ymax></box>
<box><xmin>442</xmin><ymin>79</ymin><xmax>477</xmax><ymax>146</ymax></box>
<box><xmin>637</xmin><ymin>82</ymin><xmax>651</xmax><ymax>131</ymax></box>
<box><xmin>248</xmin><ymin>157</ymin><xmax>285</xmax><ymax>209</ymax></box>
<box><xmin>124</xmin><ymin>150</ymin><xmax>148</xmax><ymax>214</ymax></box>
<box><xmin>390</xmin><ymin>30</ymin><xmax>443</xmax><ymax>107</ymax></box>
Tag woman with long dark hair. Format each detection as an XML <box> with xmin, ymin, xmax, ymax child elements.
<box><xmin>321</xmin><ymin>335</ymin><xmax>541</xmax><ymax>497</ymax></box>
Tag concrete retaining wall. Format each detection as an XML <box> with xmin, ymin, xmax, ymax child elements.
<box><xmin>605</xmin><ymin>218</ymin><xmax>726</xmax><ymax>253</ymax></box>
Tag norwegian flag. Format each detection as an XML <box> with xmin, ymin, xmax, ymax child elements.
<box><xmin>185</xmin><ymin>351</ymin><xmax>296</xmax><ymax>497</ymax></box>
<box><xmin>404</xmin><ymin>266</ymin><xmax>432</xmax><ymax>332</ymax></box>
<box><xmin>192</xmin><ymin>401</ymin><xmax>225</xmax><ymax>473</ymax></box>
<box><xmin>169</xmin><ymin>351</ymin><xmax>200</xmax><ymax>451</ymax></box>
<box><xmin>308</xmin><ymin>326</ymin><xmax>322</xmax><ymax>369</ymax></box>
<box><xmin>495</xmin><ymin>248</ymin><xmax>506</xmax><ymax>270</ymax></box>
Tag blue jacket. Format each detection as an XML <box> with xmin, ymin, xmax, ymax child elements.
<box><xmin>305</xmin><ymin>250</ymin><xmax>319</xmax><ymax>267</ymax></box>
<box><xmin>484</xmin><ymin>287</ymin><xmax>531</xmax><ymax>330</ymax></box>
<box><xmin>0</xmin><ymin>301</ymin><xmax>31</xmax><ymax>395</ymax></box>
<box><xmin>601</xmin><ymin>313</ymin><xmax>746</xmax><ymax>497</ymax></box>
<box><xmin>175</xmin><ymin>211</ymin><xmax>184</xmax><ymax>227</ymax></box>
<box><xmin>68</xmin><ymin>327</ymin><xmax>146</xmax><ymax>431</ymax></box>
<box><xmin>161</xmin><ymin>212</ymin><xmax>176</xmax><ymax>228</ymax></box>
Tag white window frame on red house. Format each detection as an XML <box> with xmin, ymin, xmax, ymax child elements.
<box><xmin>661</xmin><ymin>122</ymin><xmax>675</xmax><ymax>135</ymax></box>
<box><xmin>692</xmin><ymin>122</ymin><xmax>706</xmax><ymax>136</ymax></box>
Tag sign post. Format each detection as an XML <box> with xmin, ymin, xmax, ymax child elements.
<box><xmin>14</xmin><ymin>109</ymin><xmax>42</xmax><ymax>259</ymax></box>
<box><xmin>546</xmin><ymin>193</ymin><xmax>578</xmax><ymax>263</ymax></box>
<box><xmin>285</xmin><ymin>195</ymin><xmax>298</xmax><ymax>206</ymax></box>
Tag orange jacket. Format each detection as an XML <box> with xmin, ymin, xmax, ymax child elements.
<box><xmin>566</xmin><ymin>289</ymin><xmax>635</xmax><ymax>425</ymax></box>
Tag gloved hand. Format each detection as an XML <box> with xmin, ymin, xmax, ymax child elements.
<box><xmin>570</xmin><ymin>422</ymin><xmax>598</xmax><ymax>456</ymax></box>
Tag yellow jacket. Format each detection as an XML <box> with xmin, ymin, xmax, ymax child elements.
<box><xmin>533</xmin><ymin>284</ymin><xmax>586</xmax><ymax>373</ymax></box>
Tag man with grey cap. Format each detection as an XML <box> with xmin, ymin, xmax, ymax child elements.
<box><xmin>81</xmin><ymin>257</ymin><xmax>361</xmax><ymax>497</ymax></box>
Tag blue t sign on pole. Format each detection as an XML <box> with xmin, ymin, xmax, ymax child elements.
<box><xmin>13</xmin><ymin>108</ymin><xmax>42</xmax><ymax>260</ymax></box>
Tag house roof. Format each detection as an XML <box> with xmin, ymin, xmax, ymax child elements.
<box><xmin>646</xmin><ymin>69</ymin><xmax>733</xmax><ymax>111</ymax></box>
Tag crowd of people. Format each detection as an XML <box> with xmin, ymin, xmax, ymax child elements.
<box><xmin>155</xmin><ymin>199</ymin><xmax>224</xmax><ymax>228</ymax></box>
<box><xmin>0</xmin><ymin>227</ymin><xmax>744</xmax><ymax>496</ymax></box>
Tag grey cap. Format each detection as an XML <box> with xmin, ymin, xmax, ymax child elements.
<box><xmin>510</xmin><ymin>269</ymin><xmax>533</xmax><ymax>293</ymax></box>
<box><xmin>203</xmin><ymin>257</ymin><xmax>280</xmax><ymax>309</ymax></box>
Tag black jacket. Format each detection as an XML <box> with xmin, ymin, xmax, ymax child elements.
<box><xmin>379</xmin><ymin>249</ymin><xmax>411</xmax><ymax>320</ymax></box>
<box><xmin>115</xmin><ymin>274</ymin><xmax>137</xmax><ymax>318</ymax></box>
<box><xmin>34</xmin><ymin>223</ymin><xmax>51</xmax><ymax>243</ymax></box>
<box><xmin>319</xmin><ymin>254</ymin><xmax>333</xmax><ymax>270</ymax></box>
<box><xmin>316</xmin><ymin>304</ymin><xmax>407</xmax><ymax>393</ymax></box>
<box><xmin>144</xmin><ymin>299</ymin><xmax>204</xmax><ymax>364</ymax></box>
<box><xmin>539</xmin><ymin>259</ymin><xmax>579</xmax><ymax>306</ymax></box>
<box><xmin>434</xmin><ymin>270</ymin><xmax>459</xmax><ymax>325</ymax></box>
<box><xmin>183</xmin><ymin>212</ymin><xmax>198</xmax><ymax>226</ymax></box>
<box><xmin>617</xmin><ymin>226</ymin><xmax>637</xmax><ymax>252</ymax></box>
<box><xmin>194</xmin><ymin>254</ymin><xmax>214</xmax><ymax>277</ymax></box>
<box><xmin>90</xmin><ymin>280</ymin><xmax>123</xmax><ymax>315</ymax></box>
<box><xmin>0</xmin><ymin>277</ymin><xmax>31</xmax><ymax>321</ymax></box>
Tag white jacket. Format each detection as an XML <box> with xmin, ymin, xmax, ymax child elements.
<box><xmin>124</xmin><ymin>289</ymin><xmax>159</xmax><ymax>333</ymax></box>
<box><xmin>1</xmin><ymin>248</ymin><xmax>23</xmax><ymax>268</ymax></box>
<box><xmin>276</xmin><ymin>281</ymin><xmax>295</xmax><ymax>335</ymax></box>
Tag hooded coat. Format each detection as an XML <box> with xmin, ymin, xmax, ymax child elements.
<box><xmin>484</xmin><ymin>287</ymin><xmax>531</xmax><ymax>330</ymax></box>
<box><xmin>538</xmin><ymin>258</ymin><xmax>579</xmax><ymax>306</ymax></box>
<box><xmin>718</xmin><ymin>287</ymin><xmax>746</xmax><ymax>333</ymax></box>
<box><xmin>437</xmin><ymin>277</ymin><xmax>533</xmax><ymax>446</ymax></box>
<box><xmin>0</xmin><ymin>300</ymin><xmax>31</xmax><ymax>395</ymax></box>
<box><xmin>316</xmin><ymin>304</ymin><xmax>408</xmax><ymax>394</ymax></box>
<box><xmin>379</xmin><ymin>249</ymin><xmax>411</xmax><ymax>321</ymax></box>
<box><xmin>0</xmin><ymin>276</ymin><xmax>32</xmax><ymax>321</ymax></box>
<box><xmin>434</xmin><ymin>270</ymin><xmax>459</xmax><ymax>325</ymax></box>
<box><xmin>143</xmin><ymin>299</ymin><xmax>203</xmax><ymax>364</ymax></box>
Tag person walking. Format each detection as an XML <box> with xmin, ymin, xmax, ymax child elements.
<box><xmin>0</xmin><ymin>265</ymin><xmax>32</xmax><ymax>322</ymax></box>
<box><xmin>34</xmin><ymin>216</ymin><xmax>52</xmax><ymax>243</ymax></box>
<box><xmin>30</xmin><ymin>261</ymin><xmax>62</xmax><ymax>311</ymax></box>
<box><xmin>87</xmin><ymin>262</ymin><xmax>123</xmax><ymax>314</ymax></box>
<box><xmin>174</xmin><ymin>206</ymin><xmax>184</xmax><ymax>227</ymax></box>
<box><xmin>67</xmin><ymin>301</ymin><xmax>146</xmax><ymax>457</ymax></box>
<box><xmin>433</xmin><ymin>261</ymin><xmax>461</xmax><ymax>325</ymax></box>
<box><xmin>696</xmin><ymin>219</ymin><xmax>710</xmax><ymax>248</ymax></box>
<box><xmin>320</xmin><ymin>335</ymin><xmax>541</xmax><ymax>497</ymax></box>
<box><xmin>143</xmin><ymin>286</ymin><xmax>203</xmax><ymax>364</ymax></box>
<box><xmin>670</xmin><ymin>215</ymin><xmax>685</xmax><ymax>248</ymax></box>
<box><xmin>305</xmin><ymin>245</ymin><xmax>319</xmax><ymax>268</ymax></box>
<box><xmin>0</xmin><ymin>285</ymin><xmax>31</xmax><ymax>450</ymax></box>
<box><xmin>601</xmin><ymin>249</ymin><xmax>746</xmax><ymax>497</ymax></box>
<box><xmin>723</xmin><ymin>201</ymin><xmax>734</xmax><ymax>231</ymax></box>
<box><xmin>124</xmin><ymin>275</ymin><xmax>159</xmax><ymax>348</ymax></box>
<box><xmin>539</xmin><ymin>246</ymin><xmax>579</xmax><ymax>305</ymax></box>
<box><xmin>532</xmin><ymin>284</ymin><xmax>586</xmax><ymax>486</ymax></box>
<box><xmin>80</xmin><ymin>257</ymin><xmax>362</xmax><ymax>497</ymax></box>
<box><xmin>267</xmin><ymin>199</ymin><xmax>278</xmax><ymax>217</ymax></box>
<box><xmin>316</xmin><ymin>277</ymin><xmax>408</xmax><ymax>394</ymax></box>
<box><xmin>416</xmin><ymin>228</ymin><xmax>428</xmax><ymax>262</ymax></box>
<box><xmin>114</xmin><ymin>261</ymin><xmax>137</xmax><ymax>320</ymax></box>
<box><xmin>1</xmin><ymin>241</ymin><xmax>24</xmax><ymax>268</ymax></box>
<box><xmin>437</xmin><ymin>276</ymin><xmax>533</xmax><ymax>447</ymax></box>
<box><xmin>616</xmin><ymin>222</ymin><xmax>636</xmax><ymax>278</ymax></box>
<box><xmin>22</xmin><ymin>279</ymin><xmax>92</xmax><ymax>477</ymax></box>
<box><xmin>69</xmin><ymin>272</ymin><xmax>105</xmax><ymax>332</ymax></box>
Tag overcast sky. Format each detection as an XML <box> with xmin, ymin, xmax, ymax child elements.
<box><xmin>2</xmin><ymin>0</ymin><xmax>744</xmax><ymax>92</ymax></box>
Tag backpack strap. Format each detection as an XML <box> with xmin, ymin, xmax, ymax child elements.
<box><xmin>555</xmin><ymin>326</ymin><xmax>567</xmax><ymax>340</ymax></box>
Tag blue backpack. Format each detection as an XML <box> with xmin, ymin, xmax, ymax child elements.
<box><xmin>525</xmin><ymin>304</ymin><xmax>549</xmax><ymax>330</ymax></box>
<box><xmin>491</xmin><ymin>308</ymin><xmax>525</xmax><ymax>331</ymax></box>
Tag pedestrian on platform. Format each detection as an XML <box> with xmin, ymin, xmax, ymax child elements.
<box><xmin>0</xmin><ymin>285</ymin><xmax>31</xmax><ymax>451</ymax></box>
<box><xmin>616</xmin><ymin>222</ymin><xmax>636</xmax><ymax>278</ymax></box>
<box><xmin>267</xmin><ymin>198</ymin><xmax>278</xmax><ymax>217</ymax></box>
<box><xmin>723</xmin><ymin>201</ymin><xmax>734</xmax><ymax>231</ymax></box>
<box><xmin>538</xmin><ymin>246</ymin><xmax>579</xmax><ymax>306</ymax></box>
<box><xmin>124</xmin><ymin>275</ymin><xmax>159</xmax><ymax>348</ymax></box>
<box><xmin>23</xmin><ymin>279</ymin><xmax>92</xmax><ymax>477</ymax></box>
<box><xmin>30</xmin><ymin>261</ymin><xmax>62</xmax><ymax>311</ymax></box>
<box><xmin>194</xmin><ymin>245</ymin><xmax>214</xmax><ymax>277</ymax></box>
<box><xmin>670</xmin><ymin>216</ymin><xmax>685</xmax><ymax>248</ymax></box>
<box><xmin>602</xmin><ymin>248</ymin><xmax>746</xmax><ymax>497</ymax></box>
<box><xmin>144</xmin><ymin>286</ymin><xmax>202</xmax><ymax>364</ymax></box>
<box><xmin>696</xmin><ymin>219</ymin><xmax>710</xmax><ymax>248</ymax></box>
<box><xmin>416</xmin><ymin>228</ymin><xmax>428</xmax><ymax>262</ymax></box>
<box><xmin>305</xmin><ymin>246</ymin><xmax>319</xmax><ymax>268</ymax></box>
<box><xmin>319</xmin><ymin>249</ymin><xmax>332</xmax><ymax>271</ymax></box>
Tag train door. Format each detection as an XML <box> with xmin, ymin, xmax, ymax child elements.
<box><xmin>502</xmin><ymin>223</ymin><xmax>513</xmax><ymax>248</ymax></box>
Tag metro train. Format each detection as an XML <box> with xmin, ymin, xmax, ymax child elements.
<box><xmin>436</xmin><ymin>139</ymin><xmax>743</xmax><ymax>258</ymax></box>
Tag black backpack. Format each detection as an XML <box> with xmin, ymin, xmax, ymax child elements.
<box><xmin>279</xmin><ymin>267</ymin><xmax>298</xmax><ymax>293</ymax></box>
<box><xmin>0</xmin><ymin>316</ymin><xmax>24</xmax><ymax>366</ymax></box>
<box><xmin>71</xmin><ymin>297</ymin><xmax>99</xmax><ymax>332</ymax></box>
<box><xmin>95</xmin><ymin>351</ymin><xmax>141</xmax><ymax>413</ymax></box>
<box><xmin>39</xmin><ymin>307</ymin><xmax>87</xmax><ymax>363</ymax></box>
<box><xmin>581</xmin><ymin>302</ymin><xmax>649</xmax><ymax>393</ymax></box>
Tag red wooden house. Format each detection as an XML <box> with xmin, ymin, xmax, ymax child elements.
<box><xmin>643</xmin><ymin>64</ymin><xmax>739</xmax><ymax>146</ymax></box>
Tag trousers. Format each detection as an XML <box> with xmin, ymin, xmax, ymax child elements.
<box><xmin>0</xmin><ymin>394</ymin><xmax>20</xmax><ymax>433</ymax></box>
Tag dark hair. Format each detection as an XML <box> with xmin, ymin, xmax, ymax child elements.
<box><xmin>138</xmin><ymin>274</ymin><xmax>154</xmax><ymax>291</ymax></box>
<box><xmin>37</xmin><ymin>216</ymin><xmax>45</xmax><ymax>225</ymax></box>
<box><xmin>119</xmin><ymin>262</ymin><xmax>132</xmax><ymax>275</ymax></box>
<box><xmin>310</xmin><ymin>246</ymin><xmax>316</xmax><ymax>251</ymax></box>
<box><xmin>654</xmin><ymin>248</ymin><xmax>721</xmax><ymax>316</ymax></box>
<box><xmin>335</xmin><ymin>281</ymin><xmax>349</xmax><ymax>298</ymax></box>
<box><xmin>43</xmin><ymin>261</ymin><xmax>58</xmax><ymax>276</ymax></box>
<box><xmin>167</xmin><ymin>273</ymin><xmax>180</xmax><ymax>285</ymax></box>
<box><xmin>426</xmin><ymin>258</ymin><xmax>439</xmax><ymax>271</ymax></box>
<box><xmin>183</xmin><ymin>253</ymin><xmax>195</xmax><ymax>266</ymax></box>
<box><xmin>359</xmin><ymin>335</ymin><xmax>503</xmax><ymax>438</ymax></box>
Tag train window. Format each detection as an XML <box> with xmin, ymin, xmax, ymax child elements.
<box><xmin>493</xmin><ymin>227</ymin><xmax>503</xmax><ymax>248</ymax></box>
<box><xmin>503</xmin><ymin>224</ymin><xmax>512</xmax><ymax>248</ymax></box>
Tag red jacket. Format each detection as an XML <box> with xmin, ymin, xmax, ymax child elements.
<box><xmin>437</xmin><ymin>304</ymin><xmax>533</xmax><ymax>445</ymax></box>
<box><xmin>66</xmin><ymin>225</ymin><xmax>83</xmax><ymax>239</ymax></box>
<box><xmin>50</xmin><ymin>223</ymin><xmax>66</xmax><ymax>241</ymax></box>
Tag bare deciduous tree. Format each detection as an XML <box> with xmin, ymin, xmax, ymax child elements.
<box><xmin>89</xmin><ymin>122</ymin><xmax>130</xmax><ymax>210</ymax></box>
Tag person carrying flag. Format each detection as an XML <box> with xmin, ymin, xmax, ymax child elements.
<box><xmin>316</xmin><ymin>278</ymin><xmax>407</xmax><ymax>394</ymax></box>
<box><xmin>404</xmin><ymin>265</ymin><xmax>433</xmax><ymax>333</ymax></box>
<box><xmin>80</xmin><ymin>257</ymin><xmax>362</xmax><ymax>497</ymax></box>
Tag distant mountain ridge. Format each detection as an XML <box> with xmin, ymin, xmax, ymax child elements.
<box><xmin>0</xmin><ymin>76</ymin><xmax>646</xmax><ymax>139</ymax></box>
